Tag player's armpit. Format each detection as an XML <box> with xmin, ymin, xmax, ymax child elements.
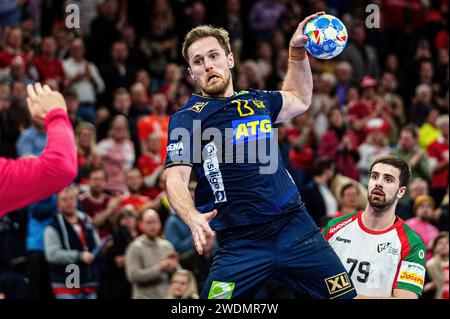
<box><xmin>276</xmin><ymin>90</ymin><xmax>311</xmax><ymax>123</ymax></box>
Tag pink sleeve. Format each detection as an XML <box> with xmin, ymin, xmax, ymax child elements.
<box><xmin>0</xmin><ymin>109</ymin><xmax>77</xmax><ymax>217</ymax></box>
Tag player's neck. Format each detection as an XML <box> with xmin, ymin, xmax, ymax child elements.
<box><xmin>362</xmin><ymin>206</ymin><xmax>397</xmax><ymax>231</ymax></box>
<box><xmin>201</xmin><ymin>84</ymin><xmax>234</xmax><ymax>98</ymax></box>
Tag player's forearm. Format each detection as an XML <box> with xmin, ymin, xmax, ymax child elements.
<box><xmin>166</xmin><ymin>175</ymin><xmax>198</xmax><ymax>224</ymax></box>
<box><xmin>281</xmin><ymin>47</ymin><xmax>313</xmax><ymax>109</ymax></box>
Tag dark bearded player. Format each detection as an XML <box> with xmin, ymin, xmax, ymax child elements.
<box><xmin>164</xmin><ymin>12</ymin><xmax>356</xmax><ymax>299</ymax></box>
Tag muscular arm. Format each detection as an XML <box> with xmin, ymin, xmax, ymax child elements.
<box><xmin>165</xmin><ymin>165</ymin><xmax>216</xmax><ymax>255</ymax></box>
<box><xmin>277</xmin><ymin>50</ymin><xmax>313</xmax><ymax>123</ymax></box>
<box><xmin>275</xmin><ymin>12</ymin><xmax>325</xmax><ymax>123</ymax></box>
<box><xmin>165</xmin><ymin>165</ymin><xmax>197</xmax><ymax>224</ymax></box>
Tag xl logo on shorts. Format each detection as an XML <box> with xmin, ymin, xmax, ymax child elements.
<box><xmin>208</xmin><ymin>281</ymin><xmax>235</xmax><ymax>299</ymax></box>
<box><xmin>325</xmin><ymin>272</ymin><xmax>351</xmax><ymax>294</ymax></box>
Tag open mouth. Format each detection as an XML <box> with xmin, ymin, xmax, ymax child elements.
<box><xmin>207</xmin><ymin>74</ymin><xmax>220</xmax><ymax>83</ymax></box>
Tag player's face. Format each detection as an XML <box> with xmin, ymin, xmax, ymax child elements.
<box><xmin>188</xmin><ymin>37</ymin><xmax>234</xmax><ymax>97</ymax></box>
<box><xmin>367</xmin><ymin>163</ymin><xmax>406</xmax><ymax>211</ymax></box>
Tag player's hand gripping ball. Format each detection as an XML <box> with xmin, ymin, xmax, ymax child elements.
<box><xmin>303</xmin><ymin>14</ymin><xmax>348</xmax><ymax>59</ymax></box>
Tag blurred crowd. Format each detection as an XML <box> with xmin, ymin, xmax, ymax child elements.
<box><xmin>0</xmin><ymin>0</ymin><xmax>448</xmax><ymax>299</ymax></box>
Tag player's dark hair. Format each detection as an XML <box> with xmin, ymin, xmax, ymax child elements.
<box><xmin>182</xmin><ymin>25</ymin><xmax>231</xmax><ymax>62</ymax></box>
<box><xmin>369</xmin><ymin>155</ymin><xmax>411</xmax><ymax>188</ymax></box>
<box><xmin>312</xmin><ymin>157</ymin><xmax>335</xmax><ymax>177</ymax></box>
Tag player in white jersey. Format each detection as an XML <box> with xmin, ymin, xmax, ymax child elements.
<box><xmin>324</xmin><ymin>155</ymin><xmax>426</xmax><ymax>298</ymax></box>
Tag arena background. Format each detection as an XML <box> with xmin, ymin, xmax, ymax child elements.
<box><xmin>0</xmin><ymin>0</ymin><xmax>448</xmax><ymax>300</ymax></box>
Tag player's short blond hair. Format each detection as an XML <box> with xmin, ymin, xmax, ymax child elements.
<box><xmin>182</xmin><ymin>25</ymin><xmax>231</xmax><ymax>63</ymax></box>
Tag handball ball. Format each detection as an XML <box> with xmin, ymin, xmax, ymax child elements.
<box><xmin>304</xmin><ymin>14</ymin><xmax>348</xmax><ymax>59</ymax></box>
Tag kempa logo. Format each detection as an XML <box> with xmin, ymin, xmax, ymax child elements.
<box><xmin>208</xmin><ymin>281</ymin><xmax>235</xmax><ymax>299</ymax></box>
<box><xmin>336</xmin><ymin>237</ymin><xmax>351</xmax><ymax>244</ymax></box>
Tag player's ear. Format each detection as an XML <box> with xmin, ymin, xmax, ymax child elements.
<box><xmin>397</xmin><ymin>186</ymin><xmax>407</xmax><ymax>199</ymax></box>
<box><xmin>227</xmin><ymin>52</ymin><xmax>234</xmax><ymax>69</ymax></box>
<box><xmin>188</xmin><ymin>67</ymin><xmax>195</xmax><ymax>80</ymax></box>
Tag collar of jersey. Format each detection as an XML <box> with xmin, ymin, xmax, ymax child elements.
<box><xmin>192</xmin><ymin>91</ymin><xmax>238</xmax><ymax>100</ymax></box>
<box><xmin>357</xmin><ymin>210</ymin><xmax>403</xmax><ymax>235</ymax></box>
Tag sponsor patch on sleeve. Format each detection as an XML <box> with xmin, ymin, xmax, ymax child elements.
<box><xmin>397</xmin><ymin>261</ymin><xmax>425</xmax><ymax>289</ymax></box>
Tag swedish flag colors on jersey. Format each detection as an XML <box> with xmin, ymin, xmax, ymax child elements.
<box><xmin>165</xmin><ymin>89</ymin><xmax>303</xmax><ymax>230</ymax></box>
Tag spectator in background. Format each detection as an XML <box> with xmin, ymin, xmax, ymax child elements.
<box><xmin>159</xmin><ymin>63</ymin><xmax>191</xmax><ymax>114</ymax></box>
<box><xmin>224</xmin><ymin>0</ymin><xmax>244</xmax><ymax>65</ymax></box>
<box><xmin>129</xmin><ymin>82</ymin><xmax>151</xmax><ymax>154</ymax></box>
<box><xmin>300</xmin><ymin>157</ymin><xmax>338</xmax><ymax>226</ymax></box>
<box><xmin>0</xmin><ymin>27</ymin><xmax>30</xmax><ymax>69</ymax></box>
<box><xmin>391</xmin><ymin>124</ymin><xmax>431</xmax><ymax>197</ymax></box>
<box><xmin>31</xmin><ymin>36</ymin><xmax>64</xmax><ymax>85</ymax></box>
<box><xmin>120</xmin><ymin>24</ymin><xmax>147</xmax><ymax>69</ymax></box>
<box><xmin>318</xmin><ymin>107</ymin><xmax>360</xmax><ymax>181</ymax></box>
<box><xmin>419</xmin><ymin>108</ymin><xmax>442</xmax><ymax>150</ymax></box>
<box><xmin>53</xmin><ymin>26</ymin><xmax>71</xmax><ymax>60</ymax></box>
<box><xmin>249</xmin><ymin>0</ymin><xmax>286</xmax><ymax>38</ymax></box>
<box><xmin>0</xmin><ymin>81</ymin><xmax>30</xmax><ymax>158</ymax></box>
<box><xmin>118</xmin><ymin>168</ymin><xmax>154</xmax><ymax>214</ymax></box>
<box><xmin>26</xmin><ymin>195</ymin><xmax>57</xmax><ymax>299</ymax></box>
<box><xmin>79</xmin><ymin>168</ymin><xmax>121</xmax><ymax>239</ymax></box>
<box><xmin>137</xmin><ymin>93</ymin><xmax>169</xmax><ymax>162</ymax></box>
<box><xmin>135</xmin><ymin>69</ymin><xmax>154</xmax><ymax>95</ymax></box>
<box><xmin>96</xmin><ymin>87</ymin><xmax>132</xmax><ymax>141</ymax></box>
<box><xmin>44</xmin><ymin>186</ymin><xmax>100</xmax><ymax>299</ymax></box>
<box><xmin>63</xmin><ymin>38</ymin><xmax>105</xmax><ymax>123</ymax></box>
<box><xmin>426</xmin><ymin>231</ymin><xmax>449</xmax><ymax>299</ymax></box>
<box><xmin>87</xmin><ymin>0</ymin><xmax>123</xmax><ymax>65</ymax></box>
<box><xmin>397</xmin><ymin>177</ymin><xmax>430</xmax><ymax>221</ymax></box>
<box><xmin>266</xmin><ymin>48</ymin><xmax>288</xmax><ymax>91</ymax></box>
<box><xmin>64</xmin><ymin>89</ymin><xmax>82</xmax><ymax>130</ymax></box>
<box><xmin>348</xmin><ymin>76</ymin><xmax>394</xmax><ymax>145</ymax></box>
<box><xmin>96</xmin><ymin>115</ymin><xmax>135</xmax><ymax>194</ymax></box>
<box><xmin>74</xmin><ymin>122</ymin><xmax>100</xmax><ymax>186</ymax></box>
<box><xmin>427</xmin><ymin>115</ymin><xmax>449</xmax><ymax>205</ymax></box>
<box><xmin>406</xmin><ymin>194</ymin><xmax>439</xmax><ymax>261</ymax></box>
<box><xmin>334</xmin><ymin>61</ymin><xmax>353</xmax><ymax>107</ymax></box>
<box><xmin>105</xmin><ymin>206</ymin><xmax>139</xmax><ymax>299</ymax></box>
<box><xmin>16</xmin><ymin>115</ymin><xmax>46</xmax><ymax>157</ymax></box>
<box><xmin>3</xmin><ymin>55</ymin><xmax>34</xmax><ymax>86</ymax></box>
<box><xmin>180</xmin><ymin>231</ymin><xmax>216</xmax><ymax>293</ymax></box>
<box><xmin>164</xmin><ymin>209</ymin><xmax>193</xmax><ymax>254</ymax></box>
<box><xmin>357</xmin><ymin>119</ymin><xmax>391</xmax><ymax>186</ymax></box>
<box><xmin>333</xmin><ymin>183</ymin><xmax>360</xmax><ymax>218</ymax></box>
<box><xmin>167</xmin><ymin>269</ymin><xmax>199</xmax><ymax>299</ymax></box>
<box><xmin>139</xmin><ymin>12</ymin><xmax>177</xmax><ymax>78</ymax></box>
<box><xmin>286</xmin><ymin>113</ymin><xmax>316</xmax><ymax>189</ymax></box>
<box><xmin>378</xmin><ymin>71</ymin><xmax>406</xmax><ymax>129</ymax></box>
<box><xmin>125</xmin><ymin>209</ymin><xmax>178</xmax><ymax>299</ymax></box>
<box><xmin>100</xmin><ymin>41</ymin><xmax>137</xmax><ymax>107</ymax></box>
<box><xmin>137</xmin><ymin>128</ymin><xmax>165</xmax><ymax>199</ymax></box>
<box><xmin>340</xmin><ymin>22</ymin><xmax>379</xmax><ymax>82</ymax></box>
<box><xmin>411</xmin><ymin>83</ymin><xmax>435</xmax><ymax>127</ymax></box>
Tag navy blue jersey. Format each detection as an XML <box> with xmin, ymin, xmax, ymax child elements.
<box><xmin>165</xmin><ymin>89</ymin><xmax>304</xmax><ymax>230</ymax></box>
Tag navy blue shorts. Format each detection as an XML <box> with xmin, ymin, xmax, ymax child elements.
<box><xmin>201</xmin><ymin>209</ymin><xmax>356</xmax><ymax>299</ymax></box>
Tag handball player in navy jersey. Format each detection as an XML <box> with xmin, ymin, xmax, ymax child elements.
<box><xmin>165</xmin><ymin>12</ymin><xmax>356</xmax><ymax>299</ymax></box>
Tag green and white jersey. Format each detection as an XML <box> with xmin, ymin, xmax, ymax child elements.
<box><xmin>323</xmin><ymin>211</ymin><xmax>426</xmax><ymax>297</ymax></box>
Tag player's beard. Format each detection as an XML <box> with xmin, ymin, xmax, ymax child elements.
<box><xmin>368</xmin><ymin>188</ymin><xmax>398</xmax><ymax>212</ymax></box>
<box><xmin>201</xmin><ymin>72</ymin><xmax>231</xmax><ymax>97</ymax></box>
